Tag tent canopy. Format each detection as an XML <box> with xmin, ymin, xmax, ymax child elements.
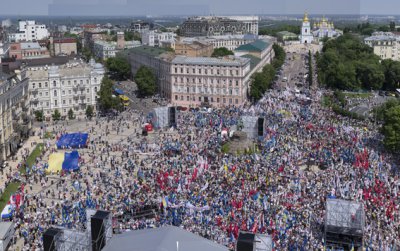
<box><xmin>103</xmin><ymin>226</ymin><xmax>229</xmax><ymax>251</ymax></box>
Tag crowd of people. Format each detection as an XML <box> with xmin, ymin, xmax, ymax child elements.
<box><xmin>2</xmin><ymin>86</ymin><xmax>400</xmax><ymax>251</ymax></box>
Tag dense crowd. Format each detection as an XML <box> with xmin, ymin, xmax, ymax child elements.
<box><xmin>3</xmin><ymin>87</ymin><xmax>400</xmax><ymax>250</ymax></box>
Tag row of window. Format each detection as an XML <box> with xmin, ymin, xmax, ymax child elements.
<box><xmin>31</xmin><ymin>79</ymin><xmax>98</xmax><ymax>89</ymax></box>
<box><xmin>174</xmin><ymin>95</ymin><xmax>239</xmax><ymax>104</ymax></box>
<box><xmin>173</xmin><ymin>77</ymin><xmax>240</xmax><ymax>86</ymax></box>
<box><xmin>33</xmin><ymin>88</ymin><xmax>95</xmax><ymax>97</ymax></box>
<box><xmin>34</xmin><ymin>98</ymin><xmax>91</xmax><ymax>107</ymax></box>
<box><xmin>173</xmin><ymin>86</ymin><xmax>239</xmax><ymax>95</ymax></box>
<box><xmin>173</xmin><ymin>67</ymin><xmax>240</xmax><ymax>76</ymax></box>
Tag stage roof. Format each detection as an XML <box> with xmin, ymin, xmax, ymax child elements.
<box><xmin>103</xmin><ymin>226</ymin><xmax>229</xmax><ymax>251</ymax></box>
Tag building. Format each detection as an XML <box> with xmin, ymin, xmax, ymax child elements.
<box><xmin>300</xmin><ymin>13</ymin><xmax>314</xmax><ymax>44</ymax></box>
<box><xmin>83</xmin><ymin>31</ymin><xmax>107</xmax><ymax>50</ymax></box>
<box><xmin>178</xmin><ymin>34</ymin><xmax>258</xmax><ymax>51</ymax></box>
<box><xmin>126</xmin><ymin>46</ymin><xmax>174</xmax><ymax>98</ymax></box>
<box><xmin>364</xmin><ymin>32</ymin><xmax>400</xmax><ymax>60</ymax></box>
<box><xmin>141</xmin><ymin>31</ymin><xmax>176</xmax><ymax>47</ymax></box>
<box><xmin>175</xmin><ymin>41</ymin><xmax>213</xmax><ymax>57</ymax></box>
<box><xmin>179</xmin><ymin>16</ymin><xmax>259</xmax><ymax>37</ymax></box>
<box><xmin>8</xmin><ymin>20</ymin><xmax>49</xmax><ymax>42</ymax></box>
<box><xmin>0</xmin><ymin>67</ymin><xmax>30</xmax><ymax>162</ymax></box>
<box><xmin>93</xmin><ymin>40</ymin><xmax>141</xmax><ymax>60</ymax></box>
<box><xmin>26</xmin><ymin>59</ymin><xmax>104</xmax><ymax>119</ymax></box>
<box><xmin>9</xmin><ymin>42</ymin><xmax>50</xmax><ymax>60</ymax></box>
<box><xmin>276</xmin><ymin>31</ymin><xmax>299</xmax><ymax>42</ymax></box>
<box><xmin>50</xmin><ymin>37</ymin><xmax>78</xmax><ymax>56</ymax></box>
<box><xmin>170</xmin><ymin>55</ymin><xmax>251</xmax><ymax>107</ymax></box>
<box><xmin>234</xmin><ymin>39</ymin><xmax>274</xmax><ymax>72</ymax></box>
<box><xmin>312</xmin><ymin>17</ymin><xmax>342</xmax><ymax>41</ymax></box>
<box><xmin>130</xmin><ymin>21</ymin><xmax>152</xmax><ymax>33</ymax></box>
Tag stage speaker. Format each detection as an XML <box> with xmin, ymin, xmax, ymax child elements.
<box><xmin>257</xmin><ymin>117</ymin><xmax>264</xmax><ymax>136</ymax></box>
<box><xmin>91</xmin><ymin>210</ymin><xmax>110</xmax><ymax>251</ymax></box>
<box><xmin>43</xmin><ymin>227</ymin><xmax>61</xmax><ymax>251</ymax></box>
<box><xmin>236</xmin><ymin>232</ymin><xmax>255</xmax><ymax>251</ymax></box>
<box><xmin>169</xmin><ymin>107</ymin><xmax>176</xmax><ymax>126</ymax></box>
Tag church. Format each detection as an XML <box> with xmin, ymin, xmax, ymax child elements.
<box><xmin>299</xmin><ymin>13</ymin><xmax>342</xmax><ymax>44</ymax></box>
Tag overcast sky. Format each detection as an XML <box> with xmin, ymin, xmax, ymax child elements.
<box><xmin>0</xmin><ymin>0</ymin><xmax>398</xmax><ymax>16</ymax></box>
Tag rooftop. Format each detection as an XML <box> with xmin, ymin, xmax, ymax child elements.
<box><xmin>172</xmin><ymin>55</ymin><xmax>250</xmax><ymax>67</ymax></box>
<box><xmin>20</xmin><ymin>42</ymin><xmax>45</xmax><ymax>50</ymax></box>
<box><xmin>128</xmin><ymin>46</ymin><xmax>169</xmax><ymax>57</ymax></box>
<box><xmin>365</xmin><ymin>32</ymin><xmax>399</xmax><ymax>42</ymax></box>
<box><xmin>240</xmin><ymin>54</ymin><xmax>261</xmax><ymax>70</ymax></box>
<box><xmin>103</xmin><ymin>226</ymin><xmax>228</xmax><ymax>251</ymax></box>
<box><xmin>235</xmin><ymin>39</ymin><xmax>270</xmax><ymax>52</ymax></box>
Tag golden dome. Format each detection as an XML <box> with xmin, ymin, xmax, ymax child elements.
<box><xmin>303</xmin><ymin>12</ymin><xmax>309</xmax><ymax>22</ymax></box>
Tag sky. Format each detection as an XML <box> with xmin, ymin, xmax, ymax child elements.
<box><xmin>0</xmin><ymin>0</ymin><xmax>399</xmax><ymax>16</ymax></box>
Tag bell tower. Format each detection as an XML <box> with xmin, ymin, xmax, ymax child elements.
<box><xmin>300</xmin><ymin>12</ymin><xmax>314</xmax><ymax>44</ymax></box>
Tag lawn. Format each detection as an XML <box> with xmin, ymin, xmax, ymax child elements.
<box><xmin>343</xmin><ymin>92</ymin><xmax>372</xmax><ymax>98</ymax></box>
<box><xmin>22</xmin><ymin>143</ymin><xmax>44</xmax><ymax>174</ymax></box>
<box><xmin>0</xmin><ymin>182</ymin><xmax>21</xmax><ymax>211</ymax></box>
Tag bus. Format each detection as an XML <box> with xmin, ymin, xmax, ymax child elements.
<box><xmin>119</xmin><ymin>95</ymin><xmax>130</xmax><ymax>106</ymax></box>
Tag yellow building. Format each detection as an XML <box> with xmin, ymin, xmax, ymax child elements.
<box><xmin>175</xmin><ymin>41</ymin><xmax>214</xmax><ymax>57</ymax></box>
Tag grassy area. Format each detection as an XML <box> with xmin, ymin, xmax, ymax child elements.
<box><xmin>343</xmin><ymin>92</ymin><xmax>372</xmax><ymax>98</ymax></box>
<box><xmin>0</xmin><ymin>182</ymin><xmax>21</xmax><ymax>211</ymax></box>
<box><xmin>44</xmin><ymin>131</ymin><xmax>54</xmax><ymax>139</ymax></box>
<box><xmin>221</xmin><ymin>143</ymin><xmax>230</xmax><ymax>154</ymax></box>
<box><xmin>22</xmin><ymin>143</ymin><xmax>44</xmax><ymax>174</ymax></box>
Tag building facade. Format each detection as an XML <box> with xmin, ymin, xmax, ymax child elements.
<box><xmin>175</xmin><ymin>41</ymin><xmax>213</xmax><ymax>57</ymax></box>
<box><xmin>26</xmin><ymin>59</ymin><xmax>104</xmax><ymax>119</ymax></box>
<box><xmin>170</xmin><ymin>56</ymin><xmax>251</xmax><ymax>107</ymax></box>
<box><xmin>9</xmin><ymin>20</ymin><xmax>49</xmax><ymax>42</ymax></box>
<box><xmin>141</xmin><ymin>31</ymin><xmax>176</xmax><ymax>47</ymax></box>
<box><xmin>9</xmin><ymin>42</ymin><xmax>50</xmax><ymax>60</ymax></box>
<box><xmin>0</xmin><ymin>68</ymin><xmax>30</xmax><ymax>162</ymax></box>
<box><xmin>312</xmin><ymin>17</ymin><xmax>342</xmax><ymax>41</ymax></box>
<box><xmin>127</xmin><ymin>46</ymin><xmax>173</xmax><ymax>99</ymax></box>
<box><xmin>178</xmin><ymin>34</ymin><xmax>258</xmax><ymax>51</ymax></box>
<box><xmin>93</xmin><ymin>40</ymin><xmax>141</xmax><ymax>60</ymax></box>
<box><xmin>50</xmin><ymin>37</ymin><xmax>78</xmax><ymax>56</ymax></box>
<box><xmin>364</xmin><ymin>32</ymin><xmax>400</xmax><ymax>60</ymax></box>
<box><xmin>180</xmin><ymin>16</ymin><xmax>259</xmax><ymax>37</ymax></box>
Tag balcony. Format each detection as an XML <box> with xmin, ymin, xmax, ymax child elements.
<box><xmin>79</xmin><ymin>94</ymin><xmax>86</xmax><ymax>100</ymax></box>
<box><xmin>30</xmin><ymin>89</ymin><xmax>38</xmax><ymax>95</ymax></box>
<box><xmin>30</xmin><ymin>98</ymin><xmax>39</xmax><ymax>104</ymax></box>
<box><xmin>73</xmin><ymin>95</ymin><xmax>79</xmax><ymax>100</ymax></box>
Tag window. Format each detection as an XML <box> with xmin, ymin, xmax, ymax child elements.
<box><xmin>223</xmin><ymin>98</ymin><xmax>226</xmax><ymax>103</ymax></box>
<box><xmin>175</xmin><ymin>95</ymin><xmax>178</xmax><ymax>100</ymax></box>
<box><xmin>68</xmin><ymin>81</ymin><xmax>71</xmax><ymax>85</ymax></box>
<box><xmin>235</xmin><ymin>99</ymin><xmax>238</xmax><ymax>104</ymax></box>
<box><xmin>53</xmin><ymin>81</ymin><xmax>56</xmax><ymax>87</ymax></box>
<box><xmin>198</xmin><ymin>97</ymin><xmax>201</xmax><ymax>102</ymax></box>
<box><xmin>62</xmin><ymin>90</ymin><xmax>65</xmax><ymax>95</ymax></box>
<box><xmin>74</xmin><ymin>80</ymin><xmax>77</xmax><ymax>84</ymax></box>
<box><xmin>39</xmin><ymin>83</ymin><xmax>42</xmax><ymax>88</ymax></box>
<box><xmin>63</xmin><ymin>100</ymin><xmax>66</xmax><ymax>104</ymax></box>
<box><xmin>217</xmin><ymin>98</ymin><xmax>220</xmax><ymax>103</ymax></box>
<box><xmin>45</xmin><ymin>92</ymin><xmax>48</xmax><ymax>96</ymax></box>
<box><xmin>46</xmin><ymin>102</ymin><xmax>49</xmax><ymax>107</ymax></box>
<box><xmin>62</xmin><ymin>81</ymin><xmax>64</xmax><ymax>85</ymax></box>
<box><xmin>69</xmin><ymin>90</ymin><xmax>72</xmax><ymax>94</ymax></box>
<box><xmin>180</xmin><ymin>95</ymin><xmax>183</xmax><ymax>100</ymax></box>
<box><xmin>87</xmin><ymin>98</ymin><xmax>90</xmax><ymax>102</ymax></box>
<box><xmin>80</xmin><ymin>80</ymin><xmax>83</xmax><ymax>84</ymax></box>
<box><xmin>54</xmin><ymin>90</ymin><xmax>57</xmax><ymax>96</ymax></box>
<box><xmin>45</xmin><ymin>82</ymin><xmax>48</xmax><ymax>87</ymax></box>
<box><xmin>32</xmin><ymin>83</ymin><xmax>35</xmax><ymax>88</ymax></box>
<box><xmin>198</xmin><ymin>69</ymin><xmax>201</xmax><ymax>74</ymax></box>
<box><xmin>175</xmin><ymin>68</ymin><xmax>177</xmax><ymax>73</ymax></box>
<box><xmin>187</xmin><ymin>96</ymin><xmax>189</xmax><ymax>101</ymax></box>
<box><xmin>87</xmin><ymin>89</ymin><xmax>89</xmax><ymax>93</ymax></box>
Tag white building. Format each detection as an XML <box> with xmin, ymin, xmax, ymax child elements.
<box><xmin>93</xmin><ymin>40</ymin><xmax>141</xmax><ymax>60</ymax></box>
<box><xmin>9</xmin><ymin>20</ymin><xmax>49</xmax><ymax>42</ymax></box>
<box><xmin>141</xmin><ymin>31</ymin><xmax>176</xmax><ymax>47</ymax></box>
<box><xmin>1</xmin><ymin>19</ymin><xmax>11</xmax><ymax>28</ymax></box>
<box><xmin>179</xmin><ymin>34</ymin><xmax>258</xmax><ymax>51</ymax></box>
<box><xmin>364</xmin><ymin>32</ymin><xmax>400</xmax><ymax>60</ymax></box>
<box><xmin>26</xmin><ymin>59</ymin><xmax>104</xmax><ymax>118</ymax></box>
<box><xmin>170</xmin><ymin>56</ymin><xmax>251</xmax><ymax>107</ymax></box>
<box><xmin>300</xmin><ymin>13</ymin><xmax>314</xmax><ymax>44</ymax></box>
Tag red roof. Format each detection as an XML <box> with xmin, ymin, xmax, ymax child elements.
<box><xmin>54</xmin><ymin>38</ymin><xmax>76</xmax><ymax>44</ymax></box>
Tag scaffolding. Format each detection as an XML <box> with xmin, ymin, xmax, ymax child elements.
<box><xmin>241</xmin><ymin>116</ymin><xmax>259</xmax><ymax>139</ymax></box>
<box><xmin>325</xmin><ymin>199</ymin><xmax>365</xmax><ymax>250</ymax></box>
<box><xmin>151</xmin><ymin>107</ymin><xmax>169</xmax><ymax>128</ymax></box>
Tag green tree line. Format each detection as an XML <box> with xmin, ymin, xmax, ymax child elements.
<box><xmin>316</xmin><ymin>34</ymin><xmax>400</xmax><ymax>91</ymax></box>
<box><xmin>249</xmin><ymin>44</ymin><xmax>285</xmax><ymax>101</ymax></box>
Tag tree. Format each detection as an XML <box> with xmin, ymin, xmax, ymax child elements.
<box><xmin>382</xmin><ymin>105</ymin><xmax>400</xmax><ymax>152</ymax></box>
<box><xmin>211</xmin><ymin>47</ymin><xmax>234</xmax><ymax>57</ymax></box>
<box><xmin>124</xmin><ymin>31</ymin><xmax>141</xmax><ymax>42</ymax></box>
<box><xmin>390</xmin><ymin>21</ymin><xmax>396</xmax><ymax>32</ymax></box>
<box><xmin>68</xmin><ymin>108</ymin><xmax>75</xmax><ymax>120</ymax></box>
<box><xmin>34</xmin><ymin>110</ymin><xmax>44</xmax><ymax>122</ymax></box>
<box><xmin>105</xmin><ymin>57</ymin><xmax>131</xmax><ymax>80</ymax></box>
<box><xmin>86</xmin><ymin>105</ymin><xmax>94</xmax><ymax>119</ymax></box>
<box><xmin>52</xmin><ymin>109</ymin><xmax>61</xmax><ymax>121</ymax></box>
<box><xmin>98</xmin><ymin>77</ymin><xmax>122</xmax><ymax>111</ymax></box>
<box><xmin>382</xmin><ymin>59</ymin><xmax>400</xmax><ymax>90</ymax></box>
<box><xmin>135</xmin><ymin>66</ymin><xmax>157</xmax><ymax>97</ymax></box>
